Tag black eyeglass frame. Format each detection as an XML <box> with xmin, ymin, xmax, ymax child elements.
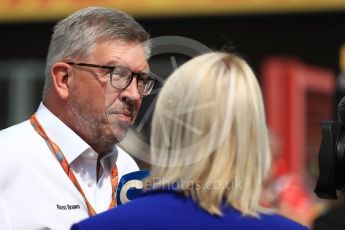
<box><xmin>67</xmin><ymin>62</ymin><xmax>155</xmax><ymax>96</ymax></box>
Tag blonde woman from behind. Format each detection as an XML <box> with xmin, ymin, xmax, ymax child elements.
<box><xmin>72</xmin><ymin>52</ymin><xmax>308</xmax><ymax>230</ymax></box>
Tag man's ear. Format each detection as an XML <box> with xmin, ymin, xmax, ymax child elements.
<box><xmin>51</xmin><ymin>62</ymin><xmax>72</xmax><ymax>100</ymax></box>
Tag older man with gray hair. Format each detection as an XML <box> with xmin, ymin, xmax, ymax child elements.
<box><xmin>0</xmin><ymin>7</ymin><xmax>154</xmax><ymax>229</ymax></box>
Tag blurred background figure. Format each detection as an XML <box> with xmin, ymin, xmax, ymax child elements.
<box><xmin>261</xmin><ymin>131</ymin><xmax>315</xmax><ymax>226</ymax></box>
<box><xmin>72</xmin><ymin>52</ymin><xmax>307</xmax><ymax>229</ymax></box>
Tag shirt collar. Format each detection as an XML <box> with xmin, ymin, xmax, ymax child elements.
<box><xmin>101</xmin><ymin>148</ymin><xmax>118</xmax><ymax>172</ymax></box>
<box><xmin>35</xmin><ymin>102</ymin><xmax>90</xmax><ymax>164</ymax></box>
<box><xmin>78</xmin><ymin>146</ymin><xmax>118</xmax><ymax>172</ymax></box>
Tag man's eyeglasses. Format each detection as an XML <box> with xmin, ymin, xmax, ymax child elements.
<box><xmin>67</xmin><ymin>62</ymin><xmax>155</xmax><ymax>96</ymax></box>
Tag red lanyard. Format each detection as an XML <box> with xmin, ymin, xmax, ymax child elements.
<box><xmin>30</xmin><ymin>113</ymin><xmax>118</xmax><ymax>216</ymax></box>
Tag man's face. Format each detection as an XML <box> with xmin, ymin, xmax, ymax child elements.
<box><xmin>66</xmin><ymin>40</ymin><xmax>149</xmax><ymax>153</ymax></box>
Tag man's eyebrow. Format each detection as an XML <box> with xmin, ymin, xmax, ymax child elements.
<box><xmin>106</xmin><ymin>59</ymin><xmax>150</xmax><ymax>73</ymax></box>
<box><xmin>105</xmin><ymin>60</ymin><xmax>120</xmax><ymax>66</ymax></box>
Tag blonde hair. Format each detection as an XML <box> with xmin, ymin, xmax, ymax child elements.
<box><xmin>145</xmin><ymin>52</ymin><xmax>271</xmax><ymax>217</ymax></box>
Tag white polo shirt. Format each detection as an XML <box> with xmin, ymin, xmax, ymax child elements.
<box><xmin>0</xmin><ymin>103</ymin><xmax>139</xmax><ymax>230</ymax></box>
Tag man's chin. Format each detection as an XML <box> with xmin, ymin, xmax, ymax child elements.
<box><xmin>106</xmin><ymin>125</ymin><xmax>129</xmax><ymax>143</ymax></box>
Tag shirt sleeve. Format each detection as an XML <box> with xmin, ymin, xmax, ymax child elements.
<box><xmin>0</xmin><ymin>192</ymin><xmax>12</xmax><ymax>230</ymax></box>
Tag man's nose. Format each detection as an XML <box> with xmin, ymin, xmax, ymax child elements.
<box><xmin>119</xmin><ymin>77</ymin><xmax>141</xmax><ymax>103</ymax></box>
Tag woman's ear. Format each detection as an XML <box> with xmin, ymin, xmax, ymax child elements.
<box><xmin>51</xmin><ymin>62</ymin><xmax>71</xmax><ymax>100</ymax></box>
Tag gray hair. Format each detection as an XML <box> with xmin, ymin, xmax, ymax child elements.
<box><xmin>42</xmin><ymin>7</ymin><xmax>150</xmax><ymax>100</ymax></box>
